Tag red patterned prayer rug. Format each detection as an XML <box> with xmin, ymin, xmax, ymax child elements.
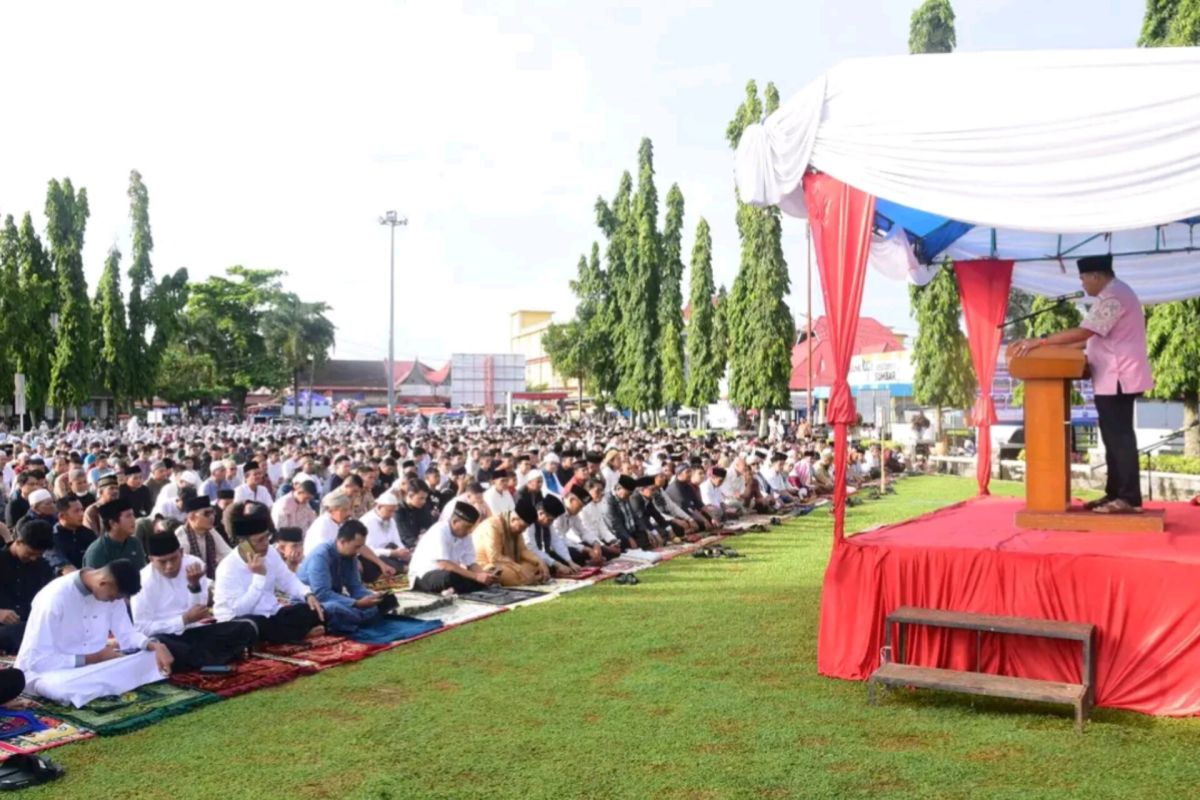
<box><xmin>169</xmin><ymin>657</ymin><xmax>314</xmax><ymax>698</ymax></box>
<box><xmin>256</xmin><ymin>635</ymin><xmax>385</xmax><ymax>671</ymax></box>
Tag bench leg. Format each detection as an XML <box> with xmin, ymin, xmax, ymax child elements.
<box><xmin>1074</xmin><ymin>701</ymin><xmax>1084</xmax><ymax>734</ymax></box>
<box><xmin>868</xmin><ymin>679</ymin><xmax>877</xmax><ymax>706</ymax></box>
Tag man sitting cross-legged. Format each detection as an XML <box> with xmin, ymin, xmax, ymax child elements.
<box><xmin>0</xmin><ymin>519</ymin><xmax>56</xmax><ymax>655</ymax></box>
<box><xmin>213</xmin><ymin>510</ymin><xmax>326</xmax><ymax>644</ymax></box>
<box><xmin>555</xmin><ymin>484</ymin><xmax>609</xmax><ymax>566</ymax></box>
<box><xmin>296</xmin><ymin>520</ymin><xmax>386</xmax><ymax>635</ymax></box>
<box><xmin>131</xmin><ymin>532</ymin><xmax>258</xmax><ymax>672</ymax></box>
<box><xmin>15</xmin><ymin>559</ymin><xmax>176</xmax><ymax>708</ymax></box>
<box><xmin>409</xmin><ymin>501</ymin><xmax>493</xmax><ymax>594</ymax></box>
<box><xmin>518</xmin><ymin>494</ymin><xmax>580</xmax><ymax>577</ymax></box>
<box><xmin>472</xmin><ymin>508</ymin><xmax>548</xmax><ymax>587</ymax></box>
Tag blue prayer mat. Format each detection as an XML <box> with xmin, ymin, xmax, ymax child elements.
<box><xmin>351</xmin><ymin>616</ymin><xmax>444</xmax><ymax>645</ymax></box>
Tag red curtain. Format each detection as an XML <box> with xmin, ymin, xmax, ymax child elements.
<box><xmin>803</xmin><ymin>172</ymin><xmax>876</xmax><ymax>545</ymax></box>
<box><xmin>953</xmin><ymin>259</ymin><xmax>1014</xmax><ymax>495</ymax></box>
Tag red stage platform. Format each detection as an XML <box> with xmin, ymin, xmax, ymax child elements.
<box><xmin>818</xmin><ymin>496</ymin><xmax>1200</xmax><ymax>716</ymax></box>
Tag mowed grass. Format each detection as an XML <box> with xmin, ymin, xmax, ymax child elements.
<box><xmin>28</xmin><ymin>476</ymin><xmax>1200</xmax><ymax>800</ymax></box>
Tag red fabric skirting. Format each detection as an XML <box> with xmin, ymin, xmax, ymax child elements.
<box><xmin>818</xmin><ymin>496</ymin><xmax>1200</xmax><ymax>716</ymax></box>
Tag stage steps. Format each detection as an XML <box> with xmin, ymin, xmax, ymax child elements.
<box><xmin>868</xmin><ymin>606</ymin><xmax>1096</xmax><ymax>732</ymax></box>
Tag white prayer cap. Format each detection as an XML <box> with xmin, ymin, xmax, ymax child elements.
<box><xmin>28</xmin><ymin>489</ymin><xmax>53</xmax><ymax>506</ymax></box>
<box><xmin>543</xmin><ymin>452</ymin><xmax>560</xmax><ymax>465</ymax></box>
<box><xmin>821</xmin><ymin>448</ymin><xmax>834</xmax><ymax>460</ymax></box>
<box><xmin>179</xmin><ymin>470</ymin><xmax>201</xmax><ymax>487</ymax></box>
<box><xmin>292</xmin><ymin>472</ymin><xmax>314</xmax><ymax>485</ymax></box>
<box><xmin>390</xmin><ymin>478</ymin><xmax>408</xmax><ymax>494</ymax></box>
<box><xmin>645</xmin><ymin>464</ymin><xmax>661</xmax><ymax>477</ymax></box>
<box><xmin>374</xmin><ymin>492</ymin><xmax>399</xmax><ymax>507</ymax></box>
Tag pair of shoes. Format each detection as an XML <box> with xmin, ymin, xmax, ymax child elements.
<box><xmin>615</xmin><ymin>572</ymin><xmax>640</xmax><ymax>585</ymax></box>
<box><xmin>769</xmin><ymin>517</ymin><xmax>782</xmax><ymax>526</ymax></box>
<box><xmin>1082</xmin><ymin>497</ymin><xmax>1113</xmax><ymax>511</ymax></box>
<box><xmin>792</xmin><ymin>506</ymin><xmax>815</xmax><ymax>517</ymax></box>
<box><xmin>1093</xmin><ymin>499</ymin><xmax>1142</xmax><ymax>515</ymax></box>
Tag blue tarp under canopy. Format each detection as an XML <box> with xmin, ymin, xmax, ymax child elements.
<box><xmin>874</xmin><ymin>198</ymin><xmax>973</xmax><ymax>265</ymax></box>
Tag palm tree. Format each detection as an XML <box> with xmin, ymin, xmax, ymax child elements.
<box><xmin>264</xmin><ymin>294</ymin><xmax>336</xmax><ymax>419</ymax></box>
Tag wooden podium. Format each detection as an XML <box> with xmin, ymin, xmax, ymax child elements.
<box><xmin>1007</xmin><ymin>344</ymin><xmax>1163</xmax><ymax>533</ymax></box>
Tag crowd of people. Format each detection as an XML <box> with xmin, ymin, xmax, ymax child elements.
<box><xmin>0</xmin><ymin>415</ymin><xmax>900</xmax><ymax>711</ymax></box>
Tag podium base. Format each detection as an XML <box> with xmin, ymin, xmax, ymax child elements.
<box><xmin>1016</xmin><ymin>507</ymin><xmax>1166</xmax><ymax>533</ymax></box>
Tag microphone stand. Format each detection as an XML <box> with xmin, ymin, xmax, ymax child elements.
<box><xmin>997</xmin><ymin>297</ymin><xmax>1075</xmax><ymax>332</ymax></box>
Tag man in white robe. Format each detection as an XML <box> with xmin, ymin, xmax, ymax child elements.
<box><xmin>15</xmin><ymin>559</ymin><xmax>175</xmax><ymax>708</ymax></box>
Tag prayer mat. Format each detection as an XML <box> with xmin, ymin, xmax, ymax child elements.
<box><xmin>459</xmin><ymin>587</ymin><xmax>545</xmax><ymax>606</ymax></box>
<box><xmin>657</xmin><ymin>543</ymin><xmax>700</xmax><ymax>561</ymax></box>
<box><xmin>384</xmin><ymin>591</ymin><xmax>454</xmax><ymax>617</ymax></box>
<box><xmin>570</xmin><ymin>567</ymin><xmax>603</xmax><ymax>580</ymax></box>
<box><xmin>409</xmin><ymin>599</ymin><xmax>505</xmax><ymax>628</ymax></box>
<box><xmin>0</xmin><ymin>716</ymin><xmax>93</xmax><ymax>760</ymax></box>
<box><xmin>600</xmin><ymin>557</ymin><xmax>656</xmax><ymax>574</ymax></box>
<box><xmin>256</xmin><ymin>635</ymin><xmax>384</xmax><ymax>671</ymax></box>
<box><xmin>170</xmin><ymin>657</ymin><xmax>314</xmax><ymax>698</ymax></box>
<box><xmin>367</xmin><ymin>575</ymin><xmax>410</xmax><ymax>592</ymax></box>
<box><xmin>33</xmin><ymin>681</ymin><xmax>220</xmax><ymax>736</ymax></box>
<box><xmin>513</xmin><ymin>578</ymin><xmax>593</xmax><ymax>595</ymax></box>
<box><xmin>0</xmin><ymin>712</ymin><xmax>45</xmax><ymax>741</ymax></box>
<box><xmin>622</xmin><ymin>548</ymin><xmax>664</xmax><ymax>563</ymax></box>
<box><xmin>351</xmin><ymin>616</ymin><xmax>443</xmax><ymax>646</ymax></box>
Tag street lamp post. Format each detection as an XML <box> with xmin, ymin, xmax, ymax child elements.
<box><xmin>378</xmin><ymin>211</ymin><xmax>408</xmax><ymax>422</ymax></box>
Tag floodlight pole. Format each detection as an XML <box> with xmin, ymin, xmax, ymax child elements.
<box><xmin>806</xmin><ymin>224</ymin><xmax>814</xmax><ymax>425</ymax></box>
<box><xmin>379</xmin><ymin>211</ymin><xmax>408</xmax><ymax>422</ymax></box>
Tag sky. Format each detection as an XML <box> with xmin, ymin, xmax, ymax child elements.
<box><xmin>0</xmin><ymin>0</ymin><xmax>1147</xmax><ymax>364</ymax></box>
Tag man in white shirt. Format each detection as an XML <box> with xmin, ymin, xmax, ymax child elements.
<box><xmin>213</xmin><ymin>511</ymin><xmax>325</xmax><ymax>644</ymax></box>
<box><xmin>132</xmin><ymin>532</ymin><xmax>257</xmax><ymax>672</ymax></box>
<box><xmin>483</xmin><ymin>470</ymin><xmax>515</xmax><ymax>516</ymax></box>
<box><xmin>555</xmin><ymin>484</ymin><xmax>607</xmax><ymax>566</ymax></box>
<box><xmin>699</xmin><ymin>467</ymin><xmax>737</xmax><ymax>521</ymax></box>
<box><xmin>580</xmin><ymin>479</ymin><xmax>623</xmax><ymax>557</ymax></box>
<box><xmin>359</xmin><ymin>491</ymin><xmax>409</xmax><ymax>582</ymax></box>
<box><xmin>152</xmin><ymin>470</ymin><xmax>201</xmax><ymax>522</ymax></box>
<box><xmin>760</xmin><ymin>452</ymin><xmax>801</xmax><ymax>506</ymax></box>
<box><xmin>409</xmin><ymin>501</ymin><xmax>492</xmax><ymax>594</ymax></box>
<box><xmin>15</xmin><ymin>559</ymin><xmax>175</xmax><ymax>708</ymax></box>
<box><xmin>518</xmin><ymin>494</ymin><xmax>578</xmax><ymax>576</ymax></box>
<box><xmin>233</xmin><ymin>461</ymin><xmax>273</xmax><ymax>506</ymax></box>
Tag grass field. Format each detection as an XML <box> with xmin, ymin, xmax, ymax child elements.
<box><xmin>28</xmin><ymin>476</ymin><xmax>1200</xmax><ymax>799</ymax></box>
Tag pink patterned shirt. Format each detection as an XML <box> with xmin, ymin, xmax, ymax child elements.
<box><xmin>1081</xmin><ymin>278</ymin><xmax>1153</xmax><ymax>396</ymax></box>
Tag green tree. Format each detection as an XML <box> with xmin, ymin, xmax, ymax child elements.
<box><xmin>1138</xmin><ymin>0</ymin><xmax>1199</xmax><ymax>455</ymax></box>
<box><xmin>263</xmin><ymin>293</ymin><xmax>336</xmax><ymax>419</ymax></box>
<box><xmin>659</xmin><ymin>184</ymin><xmax>687</xmax><ymax>410</ymax></box>
<box><xmin>726</xmin><ymin>80</ymin><xmax>794</xmax><ymax>435</ymax></box>
<box><xmin>181</xmin><ymin>266</ymin><xmax>289</xmax><ymax>413</ymax></box>
<box><xmin>150</xmin><ymin>267</ymin><xmax>191</xmax><ymax>354</ymax></box>
<box><xmin>15</xmin><ymin>213</ymin><xmax>55</xmax><ymax>422</ymax></box>
<box><xmin>45</xmin><ymin>178</ymin><xmax>92</xmax><ymax>417</ymax></box>
<box><xmin>615</xmin><ymin>138</ymin><xmax>664</xmax><ymax>419</ymax></box>
<box><xmin>1146</xmin><ymin>299</ymin><xmax>1200</xmax><ymax>456</ymax></box>
<box><xmin>594</xmin><ymin>173</ymin><xmax>633</xmax><ymax>402</ymax></box>
<box><xmin>909</xmin><ymin>265</ymin><xmax>976</xmax><ymax>435</ymax></box>
<box><xmin>1011</xmin><ymin>295</ymin><xmax>1084</xmax><ymax>407</ymax></box>
<box><xmin>0</xmin><ymin>217</ymin><xmax>20</xmax><ymax>410</ymax></box>
<box><xmin>1005</xmin><ymin>288</ymin><xmax>1037</xmax><ymax>339</ymax></box>
<box><xmin>542</xmin><ymin>318</ymin><xmax>587</xmax><ymax>407</ymax></box>
<box><xmin>714</xmin><ymin>284</ymin><xmax>730</xmax><ymax>361</ymax></box>
<box><xmin>1140</xmin><ymin>0</ymin><xmax>1200</xmax><ymax>46</ymax></box>
<box><xmin>685</xmin><ymin>217</ymin><xmax>722</xmax><ymax>413</ymax></box>
<box><xmin>95</xmin><ymin>246</ymin><xmax>129</xmax><ymax>409</ymax></box>
<box><xmin>126</xmin><ymin>170</ymin><xmax>157</xmax><ymax>401</ymax></box>
<box><xmin>155</xmin><ymin>342</ymin><xmax>221</xmax><ymax>410</ymax></box>
<box><xmin>908</xmin><ymin>0</ymin><xmax>956</xmax><ymax>54</ymax></box>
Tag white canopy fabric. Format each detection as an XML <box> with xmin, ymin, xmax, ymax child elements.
<box><xmin>736</xmin><ymin>48</ymin><xmax>1200</xmax><ymax>233</ymax></box>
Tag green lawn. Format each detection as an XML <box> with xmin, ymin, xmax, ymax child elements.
<box><xmin>29</xmin><ymin>476</ymin><xmax>1200</xmax><ymax>799</ymax></box>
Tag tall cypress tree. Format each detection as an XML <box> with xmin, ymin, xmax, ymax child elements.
<box><xmin>909</xmin><ymin>264</ymin><xmax>976</xmax><ymax>433</ymax></box>
<box><xmin>906</xmin><ymin>0</ymin><xmax>972</xmax><ymax>439</ymax></box>
<box><xmin>126</xmin><ymin>170</ymin><xmax>155</xmax><ymax>401</ymax></box>
<box><xmin>659</xmin><ymin>184</ymin><xmax>687</xmax><ymax>410</ymax></box>
<box><xmin>615</xmin><ymin>138</ymin><xmax>664</xmax><ymax>418</ymax></box>
<box><xmin>46</xmin><ymin>178</ymin><xmax>92</xmax><ymax>416</ymax></box>
<box><xmin>1139</xmin><ymin>3</ymin><xmax>1200</xmax><ymax>455</ymax></box>
<box><xmin>15</xmin><ymin>213</ymin><xmax>55</xmax><ymax>421</ymax></box>
<box><xmin>725</xmin><ymin>81</ymin><xmax>794</xmax><ymax>434</ymax></box>
<box><xmin>685</xmin><ymin>217</ymin><xmax>722</xmax><ymax>411</ymax></box>
<box><xmin>0</xmin><ymin>217</ymin><xmax>20</xmax><ymax>409</ymax></box>
<box><xmin>595</xmin><ymin>172</ymin><xmax>632</xmax><ymax>403</ymax></box>
<box><xmin>96</xmin><ymin>246</ymin><xmax>130</xmax><ymax>408</ymax></box>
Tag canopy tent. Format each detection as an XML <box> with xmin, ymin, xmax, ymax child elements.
<box><xmin>735</xmin><ymin>46</ymin><xmax>1200</xmax><ymax>541</ymax></box>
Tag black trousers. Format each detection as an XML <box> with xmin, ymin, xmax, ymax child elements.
<box><xmin>1094</xmin><ymin>390</ymin><xmax>1142</xmax><ymax>506</ymax></box>
<box><xmin>359</xmin><ymin>555</ymin><xmax>408</xmax><ymax>584</ymax></box>
<box><xmin>412</xmin><ymin>569</ymin><xmax>485</xmax><ymax>594</ymax></box>
<box><xmin>239</xmin><ymin>604</ymin><xmax>323</xmax><ymax>645</ymax></box>
<box><xmin>158</xmin><ymin>621</ymin><xmax>260</xmax><ymax>672</ymax></box>
<box><xmin>0</xmin><ymin>623</ymin><xmax>26</xmax><ymax>655</ymax></box>
<box><xmin>0</xmin><ymin>668</ymin><xmax>24</xmax><ymax>706</ymax></box>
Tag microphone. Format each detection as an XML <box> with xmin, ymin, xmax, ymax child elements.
<box><xmin>1053</xmin><ymin>290</ymin><xmax>1085</xmax><ymax>302</ymax></box>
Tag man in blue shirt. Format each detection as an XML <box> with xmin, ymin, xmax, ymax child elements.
<box><xmin>296</xmin><ymin>520</ymin><xmax>385</xmax><ymax>635</ymax></box>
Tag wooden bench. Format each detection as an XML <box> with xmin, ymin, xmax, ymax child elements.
<box><xmin>867</xmin><ymin>607</ymin><xmax>1096</xmax><ymax>732</ymax></box>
